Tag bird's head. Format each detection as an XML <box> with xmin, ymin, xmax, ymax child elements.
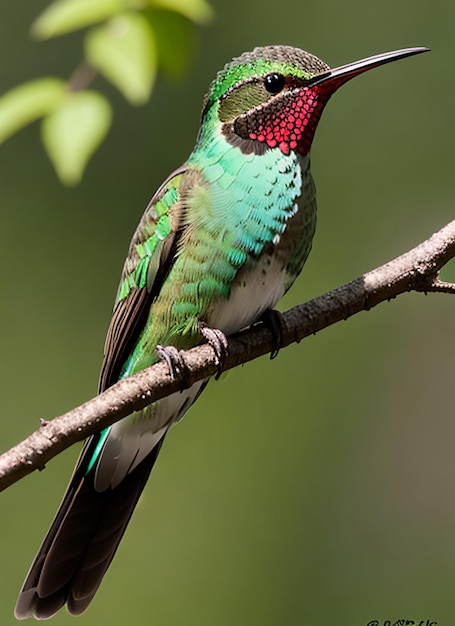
<box><xmin>201</xmin><ymin>45</ymin><xmax>429</xmax><ymax>156</ymax></box>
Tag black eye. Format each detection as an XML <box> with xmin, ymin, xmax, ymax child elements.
<box><xmin>264</xmin><ymin>73</ymin><xmax>286</xmax><ymax>95</ymax></box>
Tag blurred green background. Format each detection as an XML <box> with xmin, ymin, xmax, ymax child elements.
<box><xmin>1</xmin><ymin>1</ymin><xmax>454</xmax><ymax>625</ymax></box>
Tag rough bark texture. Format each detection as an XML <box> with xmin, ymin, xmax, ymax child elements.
<box><xmin>1</xmin><ymin>220</ymin><xmax>455</xmax><ymax>493</ymax></box>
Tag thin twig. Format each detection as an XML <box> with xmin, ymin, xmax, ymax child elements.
<box><xmin>67</xmin><ymin>62</ymin><xmax>98</xmax><ymax>92</ymax></box>
<box><xmin>415</xmin><ymin>278</ymin><xmax>455</xmax><ymax>294</ymax></box>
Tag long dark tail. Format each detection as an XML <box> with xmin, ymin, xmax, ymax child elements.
<box><xmin>14</xmin><ymin>435</ymin><xmax>165</xmax><ymax>620</ymax></box>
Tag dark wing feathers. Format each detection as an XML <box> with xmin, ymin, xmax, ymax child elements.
<box><xmin>15</xmin><ymin>438</ymin><xmax>165</xmax><ymax>619</ymax></box>
<box><xmin>99</xmin><ymin>166</ymin><xmax>188</xmax><ymax>391</ymax></box>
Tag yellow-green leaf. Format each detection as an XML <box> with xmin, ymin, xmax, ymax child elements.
<box><xmin>31</xmin><ymin>0</ymin><xmax>142</xmax><ymax>40</ymax></box>
<box><xmin>148</xmin><ymin>0</ymin><xmax>213</xmax><ymax>24</ymax></box>
<box><xmin>41</xmin><ymin>90</ymin><xmax>112</xmax><ymax>185</ymax></box>
<box><xmin>85</xmin><ymin>12</ymin><xmax>156</xmax><ymax>105</ymax></box>
<box><xmin>145</xmin><ymin>8</ymin><xmax>193</xmax><ymax>78</ymax></box>
<box><xmin>0</xmin><ymin>78</ymin><xmax>66</xmax><ymax>143</ymax></box>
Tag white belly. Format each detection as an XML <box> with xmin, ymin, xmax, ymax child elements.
<box><xmin>206</xmin><ymin>252</ymin><xmax>290</xmax><ymax>336</ymax></box>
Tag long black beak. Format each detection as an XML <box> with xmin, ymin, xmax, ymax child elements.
<box><xmin>309</xmin><ymin>47</ymin><xmax>430</xmax><ymax>91</ymax></box>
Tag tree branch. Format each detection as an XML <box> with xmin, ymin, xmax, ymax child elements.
<box><xmin>1</xmin><ymin>219</ymin><xmax>455</xmax><ymax>493</ymax></box>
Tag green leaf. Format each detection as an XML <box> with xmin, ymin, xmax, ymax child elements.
<box><xmin>148</xmin><ymin>0</ymin><xmax>213</xmax><ymax>24</ymax></box>
<box><xmin>85</xmin><ymin>12</ymin><xmax>157</xmax><ymax>105</ymax></box>
<box><xmin>0</xmin><ymin>78</ymin><xmax>66</xmax><ymax>143</ymax></box>
<box><xmin>41</xmin><ymin>90</ymin><xmax>112</xmax><ymax>185</ymax></box>
<box><xmin>145</xmin><ymin>8</ymin><xmax>194</xmax><ymax>78</ymax></box>
<box><xmin>31</xmin><ymin>0</ymin><xmax>142</xmax><ymax>39</ymax></box>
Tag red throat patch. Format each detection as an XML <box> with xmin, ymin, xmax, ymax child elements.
<box><xmin>248</xmin><ymin>86</ymin><xmax>327</xmax><ymax>156</ymax></box>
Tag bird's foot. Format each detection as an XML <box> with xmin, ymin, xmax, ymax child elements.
<box><xmin>198</xmin><ymin>323</ymin><xmax>228</xmax><ymax>380</ymax></box>
<box><xmin>260</xmin><ymin>308</ymin><xmax>286</xmax><ymax>359</ymax></box>
<box><xmin>156</xmin><ymin>344</ymin><xmax>188</xmax><ymax>383</ymax></box>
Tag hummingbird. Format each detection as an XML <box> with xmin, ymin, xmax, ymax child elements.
<box><xmin>15</xmin><ymin>44</ymin><xmax>428</xmax><ymax>619</ymax></box>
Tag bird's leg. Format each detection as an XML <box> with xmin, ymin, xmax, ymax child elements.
<box><xmin>198</xmin><ymin>323</ymin><xmax>228</xmax><ymax>380</ymax></box>
<box><xmin>260</xmin><ymin>308</ymin><xmax>286</xmax><ymax>359</ymax></box>
<box><xmin>156</xmin><ymin>344</ymin><xmax>188</xmax><ymax>383</ymax></box>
